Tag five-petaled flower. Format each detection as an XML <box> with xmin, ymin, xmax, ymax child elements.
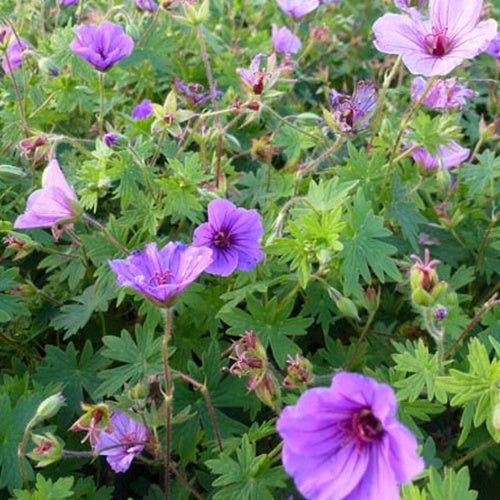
<box><xmin>193</xmin><ymin>199</ymin><xmax>264</xmax><ymax>277</ymax></box>
<box><xmin>1</xmin><ymin>31</ymin><xmax>29</xmax><ymax>73</ymax></box>
<box><xmin>277</xmin><ymin>372</ymin><xmax>424</xmax><ymax>500</ymax></box>
<box><xmin>109</xmin><ymin>242</ymin><xmax>213</xmax><ymax>307</ymax></box>
<box><xmin>70</xmin><ymin>21</ymin><xmax>134</xmax><ymax>71</ymax></box>
<box><xmin>135</xmin><ymin>0</ymin><xmax>159</xmax><ymax>12</ymax></box>
<box><xmin>373</xmin><ymin>0</ymin><xmax>497</xmax><ymax>76</ymax></box>
<box><xmin>329</xmin><ymin>81</ymin><xmax>377</xmax><ymax>135</ymax></box>
<box><xmin>94</xmin><ymin>411</ymin><xmax>147</xmax><ymax>473</ymax></box>
<box><xmin>14</xmin><ymin>160</ymin><xmax>82</xmax><ymax>238</ymax></box>
<box><xmin>132</xmin><ymin>99</ymin><xmax>154</xmax><ymax>120</ymax></box>
<box><xmin>411</xmin><ymin>76</ymin><xmax>477</xmax><ymax>109</ymax></box>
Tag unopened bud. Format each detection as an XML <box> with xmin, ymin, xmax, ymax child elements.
<box><xmin>335</xmin><ymin>297</ymin><xmax>359</xmax><ymax>320</ymax></box>
<box><xmin>35</xmin><ymin>393</ymin><xmax>65</xmax><ymax>420</ymax></box>
<box><xmin>254</xmin><ymin>369</ymin><xmax>281</xmax><ymax>411</ymax></box>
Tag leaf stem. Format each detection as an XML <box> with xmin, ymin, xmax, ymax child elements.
<box><xmin>98</xmin><ymin>72</ymin><xmax>105</xmax><ymax>137</ymax></box>
<box><xmin>82</xmin><ymin>214</ymin><xmax>130</xmax><ymax>255</ymax></box>
<box><xmin>162</xmin><ymin>308</ymin><xmax>173</xmax><ymax>500</ymax></box>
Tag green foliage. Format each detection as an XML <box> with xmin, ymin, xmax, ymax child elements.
<box><xmin>220</xmin><ymin>295</ymin><xmax>312</xmax><ymax>367</ymax></box>
<box><xmin>436</xmin><ymin>339</ymin><xmax>500</xmax><ymax>442</ymax></box>
<box><xmin>339</xmin><ymin>192</ymin><xmax>400</xmax><ymax>295</ymax></box>
<box><xmin>392</xmin><ymin>340</ymin><xmax>449</xmax><ymax>404</ymax></box>
<box><xmin>95</xmin><ymin>325</ymin><xmax>165</xmax><ymax>397</ymax></box>
<box><xmin>13</xmin><ymin>475</ymin><xmax>74</xmax><ymax>500</ymax></box>
<box><xmin>0</xmin><ymin>267</ymin><xmax>30</xmax><ymax>323</ymax></box>
<box><xmin>206</xmin><ymin>435</ymin><xmax>286</xmax><ymax>500</ymax></box>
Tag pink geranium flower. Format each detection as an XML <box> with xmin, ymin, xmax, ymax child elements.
<box><xmin>373</xmin><ymin>0</ymin><xmax>497</xmax><ymax>76</ymax></box>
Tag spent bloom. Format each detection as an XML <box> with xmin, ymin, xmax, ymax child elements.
<box><xmin>272</xmin><ymin>24</ymin><xmax>301</xmax><ymax>54</ymax></box>
<box><xmin>236</xmin><ymin>53</ymin><xmax>268</xmax><ymax>95</ymax></box>
<box><xmin>70</xmin><ymin>21</ymin><xmax>134</xmax><ymax>71</ymax></box>
<box><xmin>411</xmin><ymin>141</ymin><xmax>470</xmax><ymax>171</ymax></box>
<box><xmin>277</xmin><ymin>372</ymin><xmax>424</xmax><ymax>500</ymax></box>
<box><xmin>193</xmin><ymin>198</ymin><xmax>264</xmax><ymax>277</ymax></box>
<box><xmin>14</xmin><ymin>160</ymin><xmax>81</xmax><ymax>237</ymax></box>
<box><xmin>486</xmin><ymin>32</ymin><xmax>500</xmax><ymax>59</ymax></box>
<box><xmin>94</xmin><ymin>411</ymin><xmax>147</xmax><ymax>473</ymax></box>
<box><xmin>328</xmin><ymin>81</ymin><xmax>377</xmax><ymax>135</ymax></box>
<box><xmin>174</xmin><ymin>78</ymin><xmax>223</xmax><ymax>105</ymax></box>
<box><xmin>109</xmin><ymin>242</ymin><xmax>212</xmax><ymax>307</ymax></box>
<box><xmin>135</xmin><ymin>0</ymin><xmax>159</xmax><ymax>11</ymax></box>
<box><xmin>373</xmin><ymin>0</ymin><xmax>498</xmax><ymax>76</ymax></box>
<box><xmin>411</xmin><ymin>76</ymin><xmax>477</xmax><ymax>109</ymax></box>
<box><xmin>132</xmin><ymin>99</ymin><xmax>153</xmax><ymax>120</ymax></box>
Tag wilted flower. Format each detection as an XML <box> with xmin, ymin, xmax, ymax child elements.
<box><xmin>328</xmin><ymin>81</ymin><xmax>377</xmax><ymax>135</ymax></box>
<box><xmin>272</xmin><ymin>24</ymin><xmax>301</xmax><ymax>54</ymax></box>
<box><xmin>283</xmin><ymin>354</ymin><xmax>313</xmax><ymax>389</ymax></box>
<box><xmin>277</xmin><ymin>372</ymin><xmax>424</xmax><ymax>500</ymax></box>
<box><xmin>486</xmin><ymin>32</ymin><xmax>500</xmax><ymax>59</ymax></box>
<box><xmin>373</xmin><ymin>0</ymin><xmax>497</xmax><ymax>76</ymax></box>
<box><xmin>174</xmin><ymin>78</ymin><xmax>223</xmax><ymax>105</ymax></box>
<box><xmin>193</xmin><ymin>198</ymin><xmax>264</xmax><ymax>277</ymax></box>
<box><xmin>109</xmin><ymin>242</ymin><xmax>212</xmax><ymax>307</ymax></box>
<box><xmin>70</xmin><ymin>403</ymin><xmax>113</xmax><ymax>444</ymax></box>
<box><xmin>236</xmin><ymin>53</ymin><xmax>268</xmax><ymax>95</ymax></box>
<box><xmin>411</xmin><ymin>141</ymin><xmax>470</xmax><ymax>171</ymax></box>
<box><xmin>132</xmin><ymin>99</ymin><xmax>153</xmax><ymax>120</ymax></box>
<box><xmin>135</xmin><ymin>0</ymin><xmax>159</xmax><ymax>11</ymax></box>
<box><xmin>1</xmin><ymin>34</ymin><xmax>29</xmax><ymax>73</ymax></box>
<box><xmin>94</xmin><ymin>411</ymin><xmax>147</xmax><ymax>473</ymax></box>
<box><xmin>14</xmin><ymin>160</ymin><xmax>82</xmax><ymax>237</ymax></box>
<box><xmin>70</xmin><ymin>21</ymin><xmax>134</xmax><ymax>71</ymax></box>
<box><xmin>18</xmin><ymin>136</ymin><xmax>50</xmax><ymax>163</ymax></box>
<box><xmin>28</xmin><ymin>433</ymin><xmax>63</xmax><ymax>468</ymax></box>
<box><xmin>411</xmin><ymin>76</ymin><xmax>477</xmax><ymax>109</ymax></box>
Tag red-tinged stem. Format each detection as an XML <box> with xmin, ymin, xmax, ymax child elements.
<box><xmin>162</xmin><ymin>308</ymin><xmax>173</xmax><ymax>500</ymax></box>
<box><xmin>170</xmin><ymin>369</ymin><xmax>223</xmax><ymax>453</ymax></box>
<box><xmin>82</xmin><ymin>214</ymin><xmax>130</xmax><ymax>255</ymax></box>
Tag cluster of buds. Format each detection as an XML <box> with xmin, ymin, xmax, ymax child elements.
<box><xmin>70</xmin><ymin>403</ymin><xmax>113</xmax><ymax>445</ymax></box>
<box><xmin>28</xmin><ymin>433</ymin><xmax>63</xmax><ymax>468</ymax></box>
<box><xmin>227</xmin><ymin>331</ymin><xmax>281</xmax><ymax>411</ymax></box>
<box><xmin>409</xmin><ymin>249</ymin><xmax>449</xmax><ymax>307</ymax></box>
<box><xmin>282</xmin><ymin>354</ymin><xmax>313</xmax><ymax>389</ymax></box>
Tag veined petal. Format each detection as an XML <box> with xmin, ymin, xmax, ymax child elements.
<box><xmin>430</xmin><ymin>0</ymin><xmax>483</xmax><ymax>39</ymax></box>
<box><xmin>451</xmin><ymin>19</ymin><xmax>498</xmax><ymax>59</ymax></box>
<box><xmin>373</xmin><ymin>13</ymin><xmax>424</xmax><ymax>55</ymax></box>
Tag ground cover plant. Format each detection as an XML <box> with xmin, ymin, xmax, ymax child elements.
<box><xmin>0</xmin><ymin>0</ymin><xmax>499</xmax><ymax>498</ymax></box>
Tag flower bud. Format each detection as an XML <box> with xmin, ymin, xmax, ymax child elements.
<box><xmin>254</xmin><ymin>369</ymin><xmax>281</xmax><ymax>411</ymax></box>
<box><xmin>27</xmin><ymin>433</ymin><xmax>63</xmax><ymax>468</ymax></box>
<box><xmin>35</xmin><ymin>393</ymin><xmax>65</xmax><ymax>420</ymax></box>
<box><xmin>335</xmin><ymin>297</ymin><xmax>360</xmax><ymax>320</ymax></box>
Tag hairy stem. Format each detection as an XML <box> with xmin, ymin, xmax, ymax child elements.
<box><xmin>162</xmin><ymin>308</ymin><xmax>173</xmax><ymax>500</ymax></box>
<box><xmin>82</xmin><ymin>214</ymin><xmax>130</xmax><ymax>255</ymax></box>
<box><xmin>98</xmin><ymin>72</ymin><xmax>105</xmax><ymax>136</ymax></box>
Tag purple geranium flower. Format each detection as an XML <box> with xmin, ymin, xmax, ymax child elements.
<box><xmin>94</xmin><ymin>412</ymin><xmax>147</xmax><ymax>473</ymax></box>
<box><xmin>277</xmin><ymin>372</ymin><xmax>424</xmax><ymax>500</ymax></box>
<box><xmin>373</xmin><ymin>0</ymin><xmax>497</xmax><ymax>76</ymax></box>
<box><xmin>1</xmin><ymin>34</ymin><xmax>29</xmax><ymax>73</ymax></box>
<box><xmin>131</xmin><ymin>99</ymin><xmax>153</xmax><ymax>120</ymax></box>
<box><xmin>329</xmin><ymin>81</ymin><xmax>377</xmax><ymax>135</ymax></box>
<box><xmin>411</xmin><ymin>76</ymin><xmax>477</xmax><ymax>109</ymax></box>
<box><xmin>14</xmin><ymin>160</ymin><xmax>81</xmax><ymax>233</ymax></box>
<box><xmin>103</xmin><ymin>133</ymin><xmax>118</xmax><ymax>147</ymax></box>
<box><xmin>109</xmin><ymin>242</ymin><xmax>212</xmax><ymax>307</ymax></box>
<box><xmin>277</xmin><ymin>0</ymin><xmax>319</xmax><ymax>18</ymax></box>
<box><xmin>135</xmin><ymin>0</ymin><xmax>159</xmax><ymax>12</ymax></box>
<box><xmin>411</xmin><ymin>141</ymin><xmax>470</xmax><ymax>171</ymax></box>
<box><xmin>272</xmin><ymin>24</ymin><xmax>301</xmax><ymax>54</ymax></box>
<box><xmin>486</xmin><ymin>32</ymin><xmax>500</xmax><ymax>59</ymax></box>
<box><xmin>192</xmin><ymin>199</ymin><xmax>264</xmax><ymax>277</ymax></box>
<box><xmin>58</xmin><ymin>0</ymin><xmax>79</xmax><ymax>6</ymax></box>
<box><xmin>70</xmin><ymin>21</ymin><xmax>134</xmax><ymax>71</ymax></box>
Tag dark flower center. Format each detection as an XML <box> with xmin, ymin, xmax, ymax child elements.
<box><xmin>213</xmin><ymin>231</ymin><xmax>231</xmax><ymax>249</ymax></box>
<box><xmin>426</xmin><ymin>29</ymin><xmax>452</xmax><ymax>57</ymax></box>
<box><xmin>351</xmin><ymin>408</ymin><xmax>384</xmax><ymax>443</ymax></box>
<box><xmin>148</xmin><ymin>270</ymin><xmax>175</xmax><ymax>287</ymax></box>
